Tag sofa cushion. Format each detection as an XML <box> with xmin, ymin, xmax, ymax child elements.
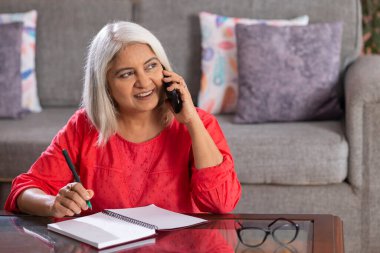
<box><xmin>0</xmin><ymin>107</ymin><xmax>77</xmax><ymax>179</ymax></box>
<box><xmin>234</xmin><ymin>22</ymin><xmax>343</xmax><ymax>123</ymax></box>
<box><xmin>217</xmin><ymin>115</ymin><xmax>348</xmax><ymax>185</ymax></box>
<box><xmin>0</xmin><ymin>22</ymin><xmax>23</xmax><ymax>118</ymax></box>
<box><xmin>197</xmin><ymin>11</ymin><xmax>309</xmax><ymax>114</ymax></box>
<box><xmin>0</xmin><ymin>10</ymin><xmax>41</xmax><ymax>113</ymax></box>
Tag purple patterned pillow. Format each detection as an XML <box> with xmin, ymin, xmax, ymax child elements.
<box><xmin>0</xmin><ymin>22</ymin><xmax>23</xmax><ymax>118</ymax></box>
<box><xmin>234</xmin><ymin>22</ymin><xmax>343</xmax><ymax>123</ymax></box>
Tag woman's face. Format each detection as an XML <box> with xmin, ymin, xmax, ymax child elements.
<box><xmin>107</xmin><ymin>43</ymin><xmax>164</xmax><ymax>115</ymax></box>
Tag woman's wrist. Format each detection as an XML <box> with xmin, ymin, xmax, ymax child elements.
<box><xmin>184</xmin><ymin>113</ymin><xmax>202</xmax><ymax>132</ymax></box>
<box><xmin>17</xmin><ymin>188</ymin><xmax>55</xmax><ymax>216</ymax></box>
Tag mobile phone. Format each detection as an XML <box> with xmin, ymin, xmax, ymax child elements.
<box><xmin>162</xmin><ymin>66</ymin><xmax>182</xmax><ymax>113</ymax></box>
<box><xmin>163</xmin><ymin>81</ymin><xmax>182</xmax><ymax>113</ymax></box>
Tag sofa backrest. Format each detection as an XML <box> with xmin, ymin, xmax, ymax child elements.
<box><xmin>0</xmin><ymin>0</ymin><xmax>361</xmax><ymax>106</ymax></box>
<box><xmin>0</xmin><ymin>0</ymin><xmax>134</xmax><ymax>107</ymax></box>
<box><xmin>136</xmin><ymin>0</ymin><xmax>362</xmax><ymax>104</ymax></box>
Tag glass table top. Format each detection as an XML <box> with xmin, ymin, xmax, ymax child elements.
<box><xmin>0</xmin><ymin>215</ymin><xmax>313</xmax><ymax>253</ymax></box>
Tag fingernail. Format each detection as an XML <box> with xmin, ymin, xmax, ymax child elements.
<box><xmin>85</xmin><ymin>194</ymin><xmax>90</xmax><ymax>200</ymax></box>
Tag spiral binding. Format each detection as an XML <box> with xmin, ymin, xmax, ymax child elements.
<box><xmin>102</xmin><ymin>210</ymin><xmax>158</xmax><ymax>230</ymax></box>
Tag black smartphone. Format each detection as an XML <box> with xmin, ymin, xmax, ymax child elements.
<box><xmin>163</xmin><ymin>81</ymin><xmax>182</xmax><ymax>113</ymax></box>
<box><xmin>162</xmin><ymin>66</ymin><xmax>182</xmax><ymax>113</ymax></box>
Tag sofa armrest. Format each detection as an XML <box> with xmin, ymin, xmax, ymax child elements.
<box><xmin>345</xmin><ymin>55</ymin><xmax>380</xmax><ymax>251</ymax></box>
<box><xmin>345</xmin><ymin>55</ymin><xmax>380</xmax><ymax>190</ymax></box>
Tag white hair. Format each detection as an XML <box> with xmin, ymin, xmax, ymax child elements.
<box><xmin>81</xmin><ymin>21</ymin><xmax>173</xmax><ymax>146</ymax></box>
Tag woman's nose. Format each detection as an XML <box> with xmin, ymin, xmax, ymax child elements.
<box><xmin>135</xmin><ymin>73</ymin><xmax>151</xmax><ymax>88</ymax></box>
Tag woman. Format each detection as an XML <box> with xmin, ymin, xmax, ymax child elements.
<box><xmin>5</xmin><ymin>21</ymin><xmax>241</xmax><ymax>218</ymax></box>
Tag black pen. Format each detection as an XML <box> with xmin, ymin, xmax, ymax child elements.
<box><xmin>62</xmin><ymin>149</ymin><xmax>92</xmax><ymax>210</ymax></box>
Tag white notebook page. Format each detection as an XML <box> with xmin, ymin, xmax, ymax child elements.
<box><xmin>108</xmin><ymin>204</ymin><xmax>207</xmax><ymax>230</ymax></box>
<box><xmin>48</xmin><ymin>212</ymin><xmax>155</xmax><ymax>249</ymax></box>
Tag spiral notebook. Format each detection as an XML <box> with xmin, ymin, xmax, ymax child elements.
<box><xmin>47</xmin><ymin>204</ymin><xmax>207</xmax><ymax>249</ymax></box>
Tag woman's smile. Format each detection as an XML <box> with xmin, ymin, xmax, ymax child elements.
<box><xmin>134</xmin><ymin>89</ymin><xmax>155</xmax><ymax>99</ymax></box>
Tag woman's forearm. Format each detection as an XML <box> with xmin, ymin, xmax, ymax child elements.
<box><xmin>17</xmin><ymin>188</ymin><xmax>54</xmax><ymax>216</ymax></box>
<box><xmin>186</xmin><ymin>116</ymin><xmax>223</xmax><ymax>169</ymax></box>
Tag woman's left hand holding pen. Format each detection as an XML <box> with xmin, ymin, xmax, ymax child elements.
<box><xmin>48</xmin><ymin>182</ymin><xmax>94</xmax><ymax>218</ymax></box>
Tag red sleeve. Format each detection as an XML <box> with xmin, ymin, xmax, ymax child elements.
<box><xmin>4</xmin><ymin>109</ymin><xmax>87</xmax><ymax>212</ymax></box>
<box><xmin>190</xmin><ymin>109</ymin><xmax>241</xmax><ymax>213</ymax></box>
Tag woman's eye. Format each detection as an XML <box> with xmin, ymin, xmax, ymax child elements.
<box><xmin>146</xmin><ymin>62</ymin><xmax>157</xmax><ymax>71</ymax></box>
<box><xmin>120</xmin><ymin>71</ymin><xmax>133</xmax><ymax>78</ymax></box>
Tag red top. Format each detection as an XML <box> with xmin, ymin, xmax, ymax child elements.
<box><xmin>5</xmin><ymin>108</ymin><xmax>241</xmax><ymax>214</ymax></box>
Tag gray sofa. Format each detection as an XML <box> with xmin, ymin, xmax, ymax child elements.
<box><xmin>1</xmin><ymin>0</ymin><xmax>379</xmax><ymax>252</ymax></box>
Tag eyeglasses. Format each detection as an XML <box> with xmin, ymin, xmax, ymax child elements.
<box><xmin>236</xmin><ymin>218</ymin><xmax>300</xmax><ymax>248</ymax></box>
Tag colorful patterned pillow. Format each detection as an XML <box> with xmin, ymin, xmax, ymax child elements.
<box><xmin>0</xmin><ymin>22</ymin><xmax>24</xmax><ymax>118</ymax></box>
<box><xmin>234</xmin><ymin>22</ymin><xmax>343</xmax><ymax>123</ymax></box>
<box><xmin>198</xmin><ymin>12</ymin><xmax>309</xmax><ymax>114</ymax></box>
<box><xmin>0</xmin><ymin>10</ymin><xmax>41</xmax><ymax>113</ymax></box>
